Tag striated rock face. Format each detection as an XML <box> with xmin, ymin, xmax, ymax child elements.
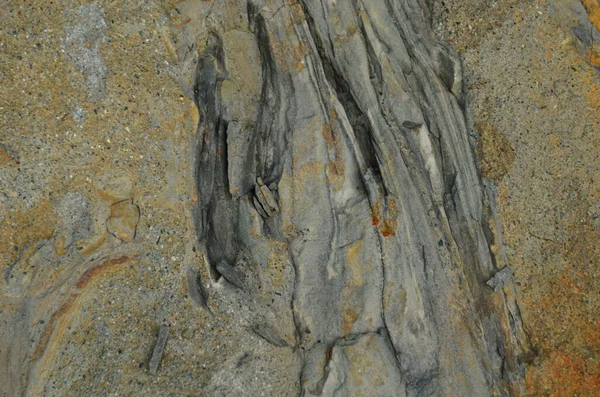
<box><xmin>0</xmin><ymin>0</ymin><xmax>535</xmax><ymax>396</ymax></box>
<box><xmin>178</xmin><ymin>0</ymin><xmax>529</xmax><ymax>395</ymax></box>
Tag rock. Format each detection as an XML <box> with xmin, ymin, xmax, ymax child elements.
<box><xmin>317</xmin><ymin>333</ymin><xmax>406</xmax><ymax>396</ymax></box>
<box><xmin>186</xmin><ymin>265</ymin><xmax>211</xmax><ymax>313</ymax></box>
<box><xmin>254</xmin><ymin>177</ymin><xmax>279</xmax><ymax>218</ymax></box>
<box><xmin>1</xmin><ymin>0</ymin><xmax>544</xmax><ymax>395</ymax></box>
<box><xmin>487</xmin><ymin>266</ymin><xmax>515</xmax><ymax>292</ymax></box>
<box><xmin>185</xmin><ymin>0</ymin><xmax>528</xmax><ymax>395</ymax></box>
<box><xmin>106</xmin><ymin>199</ymin><xmax>140</xmax><ymax>242</ymax></box>
<box><xmin>216</xmin><ymin>260</ymin><xmax>246</xmax><ymax>289</ymax></box>
<box><xmin>149</xmin><ymin>325</ymin><xmax>169</xmax><ymax>376</ymax></box>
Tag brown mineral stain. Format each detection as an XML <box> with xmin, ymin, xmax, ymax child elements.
<box><xmin>328</xmin><ymin>107</ymin><xmax>339</xmax><ymax>121</ymax></box>
<box><xmin>346</xmin><ymin>240</ymin><xmax>364</xmax><ymax>273</ymax></box>
<box><xmin>76</xmin><ymin>255</ymin><xmax>130</xmax><ymax>289</ymax></box>
<box><xmin>381</xmin><ymin>220</ymin><xmax>395</xmax><ymax>237</ymax></box>
<box><xmin>582</xmin><ymin>0</ymin><xmax>600</xmax><ymax>32</ymax></box>
<box><xmin>548</xmin><ymin>133</ymin><xmax>560</xmax><ymax>150</ymax></box>
<box><xmin>0</xmin><ymin>146</ymin><xmax>15</xmax><ymax>166</ymax></box>
<box><xmin>31</xmin><ymin>255</ymin><xmax>131</xmax><ymax>364</ymax></box>
<box><xmin>321</xmin><ymin>124</ymin><xmax>335</xmax><ymax>148</ymax></box>
<box><xmin>341</xmin><ymin>309</ymin><xmax>359</xmax><ymax>334</ymax></box>
<box><xmin>54</xmin><ymin>236</ymin><xmax>67</xmax><ymax>256</ymax></box>
<box><xmin>173</xmin><ymin>18</ymin><xmax>192</xmax><ymax>29</ymax></box>
<box><xmin>0</xmin><ymin>200</ymin><xmax>56</xmax><ymax>273</ymax></box>
<box><xmin>325</xmin><ymin>347</ymin><xmax>333</xmax><ymax>361</ymax></box>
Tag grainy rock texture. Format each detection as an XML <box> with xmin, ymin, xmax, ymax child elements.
<box><xmin>433</xmin><ymin>0</ymin><xmax>600</xmax><ymax>395</ymax></box>
<box><xmin>0</xmin><ymin>0</ymin><xmax>597</xmax><ymax>396</ymax></box>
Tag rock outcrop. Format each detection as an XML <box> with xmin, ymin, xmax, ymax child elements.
<box><xmin>0</xmin><ymin>1</ymin><xmax>534</xmax><ymax>396</ymax></box>
<box><xmin>178</xmin><ymin>0</ymin><xmax>529</xmax><ymax>395</ymax></box>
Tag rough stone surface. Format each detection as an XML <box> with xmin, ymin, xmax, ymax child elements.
<box><xmin>433</xmin><ymin>0</ymin><xmax>600</xmax><ymax>395</ymax></box>
<box><xmin>0</xmin><ymin>1</ymin><xmax>597</xmax><ymax>397</ymax></box>
<box><xmin>487</xmin><ymin>266</ymin><xmax>514</xmax><ymax>292</ymax></box>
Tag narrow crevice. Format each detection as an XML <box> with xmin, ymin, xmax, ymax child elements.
<box><xmin>299</xmin><ymin>0</ymin><xmax>386</xmax><ymax>193</ymax></box>
<box><xmin>252</xmin><ymin>12</ymin><xmax>290</xmax><ymax>188</ymax></box>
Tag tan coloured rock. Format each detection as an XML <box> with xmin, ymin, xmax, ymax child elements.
<box><xmin>106</xmin><ymin>199</ymin><xmax>140</xmax><ymax>242</ymax></box>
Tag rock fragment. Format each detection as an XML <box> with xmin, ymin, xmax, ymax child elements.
<box><xmin>186</xmin><ymin>265</ymin><xmax>211</xmax><ymax>313</ymax></box>
<box><xmin>216</xmin><ymin>260</ymin><xmax>245</xmax><ymax>289</ymax></box>
<box><xmin>106</xmin><ymin>199</ymin><xmax>140</xmax><ymax>241</ymax></box>
<box><xmin>251</xmin><ymin>323</ymin><xmax>289</xmax><ymax>347</ymax></box>
<box><xmin>402</xmin><ymin>120</ymin><xmax>423</xmax><ymax>129</ymax></box>
<box><xmin>253</xmin><ymin>177</ymin><xmax>279</xmax><ymax>218</ymax></box>
<box><xmin>149</xmin><ymin>325</ymin><xmax>169</xmax><ymax>376</ymax></box>
<box><xmin>487</xmin><ymin>266</ymin><xmax>514</xmax><ymax>292</ymax></box>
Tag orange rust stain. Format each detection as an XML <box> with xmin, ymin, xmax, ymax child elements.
<box><xmin>372</xmin><ymin>202</ymin><xmax>381</xmax><ymax>223</ymax></box>
<box><xmin>526</xmin><ymin>352</ymin><xmax>600</xmax><ymax>396</ymax></box>
<box><xmin>582</xmin><ymin>321</ymin><xmax>600</xmax><ymax>348</ymax></box>
<box><xmin>296</xmin><ymin>161</ymin><xmax>324</xmax><ymax>182</ymax></box>
<box><xmin>321</xmin><ymin>124</ymin><xmax>335</xmax><ymax>149</ymax></box>
<box><xmin>381</xmin><ymin>220</ymin><xmax>395</xmax><ymax>237</ymax></box>
<box><xmin>587</xmin><ymin>44</ymin><xmax>600</xmax><ymax>67</ymax></box>
<box><xmin>584</xmin><ymin>79</ymin><xmax>600</xmax><ymax>119</ymax></box>
<box><xmin>388</xmin><ymin>199</ymin><xmax>397</xmax><ymax>211</ymax></box>
<box><xmin>372</xmin><ymin>216</ymin><xmax>380</xmax><ymax>226</ymax></box>
<box><xmin>30</xmin><ymin>255</ymin><xmax>131</xmax><ymax>363</ymax></box>
<box><xmin>582</xmin><ymin>0</ymin><xmax>600</xmax><ymax>32</ymax></box>
<box><xmin>325</xmin><ymin>347</ymin><xmax>332</xmax><ymax>361</ymax></box>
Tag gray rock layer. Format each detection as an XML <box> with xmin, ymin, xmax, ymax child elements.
<box><xmin>183</xmin><ymin>0</ymin><xmax>529</xmax><ymax>396</ymax></box>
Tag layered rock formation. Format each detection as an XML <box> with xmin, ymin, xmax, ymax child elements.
<box><xmin>0</xmin><ymin>1</ymin><xmax>535</xmax><ymax>396</ymax></box>
<box><xmin>179</xmin><ymin>0</ymin><xmax>529</xmax><ymax>395</ymax></box>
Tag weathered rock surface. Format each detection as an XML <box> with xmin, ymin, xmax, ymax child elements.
<box><xmin>178</xmin><ymin>0</ymin><xmax>529</xmax><ymax>395</ymax></box>
<box><xmin>15</xmin><ymin>0</ymin><xmax>600</xmax><ymax>396</ymax></box>
<box><xmin>434</xmin><ymin>0</ymin><xmax>600</xmax><ymax>394</ymax></box>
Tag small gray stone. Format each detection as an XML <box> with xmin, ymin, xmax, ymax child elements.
<box><xmin>149</xmin><ymin>325</ymin><xmax>169</xmax><ymax>376</ymax></box>
<box><xmin>487</xmin><ymin>266</ymin><xmax>515</xmax><ymax>292</ymax></box>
